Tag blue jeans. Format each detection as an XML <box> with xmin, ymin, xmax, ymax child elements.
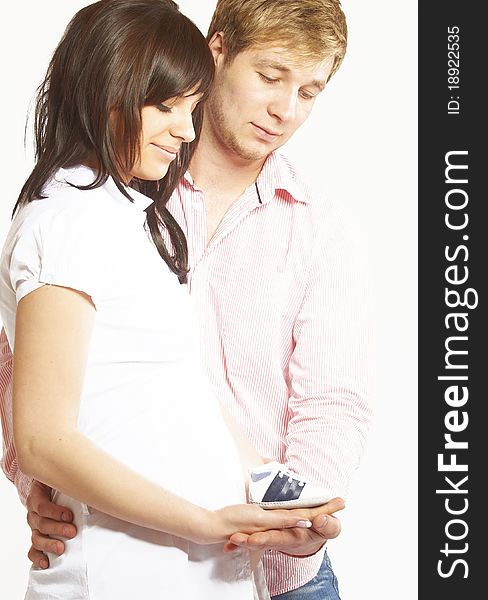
<box><xmin>271</xmin><ymin>552</ymin><xmax>341</xmax><ymax>600</ymax></box>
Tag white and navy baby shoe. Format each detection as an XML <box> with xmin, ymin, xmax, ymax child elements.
<box><xmin>249</xmin><ymin>462</ymin><xmax>332</xmax><ymax>509</ymax></box>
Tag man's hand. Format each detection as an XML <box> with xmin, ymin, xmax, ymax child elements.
<box><xmin>223</xmin><ymin>497</ymin><xmax>344</xmax><ymax>557</ymax></box>
<box><xmin>26</xmin><ymin>481</ymin><xmax>77</xmax><ymax>568</ymax></box>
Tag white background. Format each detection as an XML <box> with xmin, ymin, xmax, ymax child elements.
<box><xmin>0</xmin><ymin>1</ymin><xmax>417</xmax><ymax>597</ymax></box>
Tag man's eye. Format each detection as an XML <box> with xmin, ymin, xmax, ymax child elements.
<box><xmin>258</xmin><ymin>73</ymin><xmax>278</xmax><ymax>84</ymax></box>
<box><xmin>299</xmin><ymin>90</ymin><xmax>316</xmax><ymax>100</ymax></box>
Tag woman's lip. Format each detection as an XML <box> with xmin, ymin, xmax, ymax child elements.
<box><xmin>251</xmin><ymin>123</ymin><xmax>281</xmax><ymax>141</ymax></box>
<box><xmin>151</xmin><ymin>144</ymin><xmax>178</xmax><ymax>160</ymax></box>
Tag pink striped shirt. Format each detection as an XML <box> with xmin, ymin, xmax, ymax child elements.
<box><xmin>0</xmin><ymin>151</ymin><xmax>372</xmax><ymax>596</ymax></box>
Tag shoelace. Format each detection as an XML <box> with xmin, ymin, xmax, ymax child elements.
<box><xmin>277</xmin><ymin>470</ymin><xmax>305</xmax><ymax>487</ymax></box>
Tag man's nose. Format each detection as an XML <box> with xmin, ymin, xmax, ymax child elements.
<box><xmin>268</xmin><ymin>89</ymin><xmax>297</xmax><ymax>122</ymax></box>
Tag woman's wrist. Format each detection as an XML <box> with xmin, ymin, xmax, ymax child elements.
<box><xmin>184</xmin><ymin>506</ymin><xmax>221</xmax><ymax>545</ymax></box>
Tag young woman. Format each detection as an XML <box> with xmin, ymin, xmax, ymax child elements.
<box><xmin>0</xmin><ymin>1</ymin><xmax>316</xmax><ymax>598</ymax></box>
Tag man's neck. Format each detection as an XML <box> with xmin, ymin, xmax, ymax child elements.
<box><xmin>187</xmin><ymin>118</ymin><xmax>274</xmax><ymax>244</ymax></box>
<box><xmin>189</xmin><ymin>125</ymin><xmax>268</xmax><ymax>201</ymax></box>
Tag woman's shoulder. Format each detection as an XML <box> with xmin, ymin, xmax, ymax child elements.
<box><xmin>14</xmin><ymin>166</ymin><xmax>132</xmax><ymax>235</ymax></box>
<box><xmin>7</xmin><ymin>166</ymin><xmax>151</xmax><ymax>261</ymax></box>
<box><xmin>40</xmin><ymin>166</ymin><xmax>115</xmax><ymax>213</ymax></box>
<box><xmin>6</xmin><ymin>170</ymin><xmax>106</xmax><ymax>258</ymax></box>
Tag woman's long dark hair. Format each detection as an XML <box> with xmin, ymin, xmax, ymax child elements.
<box><xmin>14</xmin><ymin>0</ymin><xmax>214</xmax><ymax>283</ymax></box>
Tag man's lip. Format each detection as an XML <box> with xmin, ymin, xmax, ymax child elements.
<box><xmin>251</xmin><ymin>123</ymin><xmax>281</xmax><ymax>137</ymax></box>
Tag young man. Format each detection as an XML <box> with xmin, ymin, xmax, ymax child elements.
<box><xmin>0</xmin><ymin>1</ymin><xmax>372</xmax><ymax>598</ymax></box>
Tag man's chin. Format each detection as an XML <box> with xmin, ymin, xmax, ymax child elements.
<box><xmin>233</xmin><ymin>141</ymin><xmax>276</xmax><ymax>162</ymax></box>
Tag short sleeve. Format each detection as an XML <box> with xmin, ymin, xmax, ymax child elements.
<box><xmin>9</xmin><ymin>200</ymin><xmax>110</xmax><ymax>307</ymax></box>
<box><xmin>9</xmin><ymin>219</ymin><xmax>45</xmax><ymax>303</ymax></box>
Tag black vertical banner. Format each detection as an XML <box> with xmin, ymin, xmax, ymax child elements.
<box><xmin>419</xmin><ymin>3</ymin><xmax>484</xmax><ymax>598</ymax></box>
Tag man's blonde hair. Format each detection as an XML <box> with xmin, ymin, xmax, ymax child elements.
<box><xmin>207</xmin><ymin>0</ymin><xmax>347</xmax><ymax>79</ymax></box>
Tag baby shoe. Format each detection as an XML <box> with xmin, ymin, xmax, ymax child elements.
<box><xmin>249</xmin><ymin>462</ymin><xmax>332</xmax><ymax>509</ymax></box>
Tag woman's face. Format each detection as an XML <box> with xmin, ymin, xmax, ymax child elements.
<box><xmin>129</xmin><ymin>92</ymin><xmax>203</xmax><ymax>181</ymax></box>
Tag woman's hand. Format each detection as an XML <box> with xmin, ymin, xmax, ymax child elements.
<box><xmin>223</xmin><ymin>497</ymin><xmax>345</xmax><ymax>557</ymax></box>
<box><xmin>200</xmin><ymin>502</ymin><xmax>335</xmax><ymax>545</ymax></box>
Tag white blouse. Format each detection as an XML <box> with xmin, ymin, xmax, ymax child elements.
<box><xmin>0</xmin><ymin>166</ymin><xmax>263</xmax><ymax>600</ymax></box>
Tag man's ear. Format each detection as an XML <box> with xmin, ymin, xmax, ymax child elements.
<box><xmin>208</xmin><ymin>31</ymin><xmax>226</xmax><ymax>67</ymax></box>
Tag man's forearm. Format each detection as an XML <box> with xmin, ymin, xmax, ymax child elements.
<box><xmin>285</xmin><ymin>396</ymin><xmax>371</xmax><ymax>498</ymax></box>
<box><xmin>286</xmin><ymin>200</ymin><xmax>373</xmax><ymax>497</ymax></box>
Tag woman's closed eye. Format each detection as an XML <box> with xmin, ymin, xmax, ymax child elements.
<box><xmin>156</xmin><ymin>103</ymin><xmax>173</xmax><ymax>113</ymax></box>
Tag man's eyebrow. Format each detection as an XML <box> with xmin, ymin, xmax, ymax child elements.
<box><xmin>253</xmin><ymin>59</ymin><xmax>291</xmax><ymax>72</ymax></box>
<box><xmin>253</xmin><ymin>59</ymin><xmax>326</xmax><ymax>91</ymax></box>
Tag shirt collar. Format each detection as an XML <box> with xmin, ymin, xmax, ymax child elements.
<box><xmin>56</xmin><ymin>165</ymin><xmax>154</xmax><ymax>211</ymax></box>
<box><xmin>120</xmin><ymin>183</ymin><xmax>154</xmax><ymax>211</ymax></box>
<box><xmin>254</xmin><ymin>152</ymin><xmax>308</xmax><ymax>205</ymax></box>
<box><xmin>182</xmin><ymin>151</ymin><xmax>308</xmax><ymax>205</ymax></box>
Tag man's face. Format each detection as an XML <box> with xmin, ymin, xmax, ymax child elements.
<box><xmin>205</xmin><ymin>39</ymin><xmax>334</xmax><ymax>161</ymax></box>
